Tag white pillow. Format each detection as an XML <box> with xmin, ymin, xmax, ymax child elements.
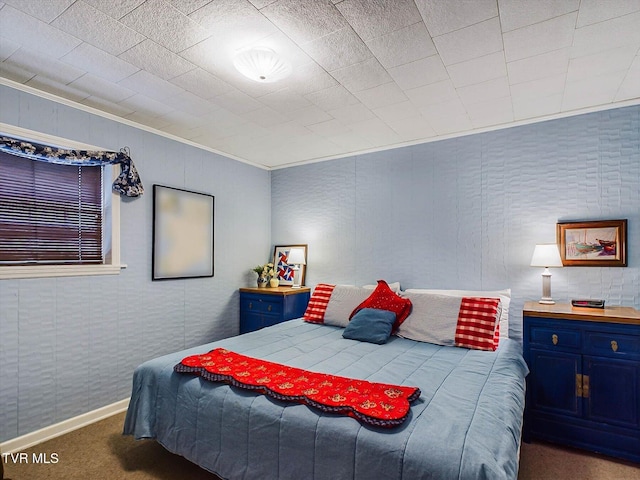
<box><xmin>396</xmin><ymin>293</ymin><xmax>462</xmax><ymax>346</ymax></box>
<box><xmin>323</xmin><ymin>285</ymin><xmax>372</xmax><ymax>328</ymax></box>
<box><xmin>363</xmin><ymin>282</ymin><xmax>401</xmax><ymax>293</ymax></box>
<box><xmin>404</xmin><ymin>288</ymin><xmax>511</xmax><ymax>339</ymax></box>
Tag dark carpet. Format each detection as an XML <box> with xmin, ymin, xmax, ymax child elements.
<box><xmin>3</xmin><ymin>412</ymin><xmax>639</xmax><ymax>479</ymax></box>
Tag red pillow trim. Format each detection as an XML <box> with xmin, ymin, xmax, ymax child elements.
<box><xmin>303</xmin><ymin>284</ymin><xmax>336</xmax><ymax>323</ymax></box>
<box><xmin>349</xmin><ymin>280</ymin><xmax>412</xmax><ymax>331</ymax></box>
<box><xmin>455</xmin><ymin>297</ymin><xmax>501</xmax><ymax>351</ymax></box>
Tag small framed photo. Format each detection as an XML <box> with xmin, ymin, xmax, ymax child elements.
<box><xmin>557</xmin><ymin>219</ymin><xmax>627</xmax><ymax>267</ymax></box>
<box><xmin>152</xmin><ymin>185</ymin><xmax>215</xmax><ymax>280</ymax></box>
<box><xmin>273</xmin><ymin>244</ymin><xmax>307</xmax><ymax>286</ymax></box>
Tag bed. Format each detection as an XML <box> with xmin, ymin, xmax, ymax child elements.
<box><xmin>124</xmin><ymin>284</ymin><xmax>528</xmax><ymax>480</ymax></box>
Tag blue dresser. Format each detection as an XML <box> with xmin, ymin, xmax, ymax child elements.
<box><xmin>523</xmin><ymin>301</ymin><xmax>640</xmax><ymax>463</ymax></box>
<box><xmin>239</xmin><ymin>286</ymin><xmax>310</xmax><ymax>334</ymax></box>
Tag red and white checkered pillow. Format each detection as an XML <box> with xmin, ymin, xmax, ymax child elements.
<box><xmin>397</xmin><ymin>292</ymin><xmax>501</xmax><ymax>351</ymax></box>
<box><xmin>303</xmin><ymin>284</ymin><xmax>336</xmax><ymax>323</ymax></box>
<box><xmin>455</xmin><ymin>297</ymin><xmax>501</xmax><ymax>351</ymax></box>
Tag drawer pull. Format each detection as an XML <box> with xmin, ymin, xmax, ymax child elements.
<box><xmin>249</xmin><ymin>302</ymin><xmax>253</xmax><ymax>310</ymax></box>
<box><xmin>267</xmin><ymin>305</ymin><xmax>272</xmax><ymax>312</ymax></box>
<box><xmin>552</xmin><ymin>334</ymin><xmax>558</xmax><ymax>345</ymax></box>
<box><xmin>611</xmin><ymin>340</ymin><xmax>618</xmax><ymax>352</ymax></box>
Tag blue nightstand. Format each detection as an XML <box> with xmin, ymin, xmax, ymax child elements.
<box><xmin>523</xmin><ymin>301</ymin><xmax>640</xmax><ymax>463</ymax></box>
<box><xmin>239</xmin><ymin>286</ymin><xmax>310</xmax><ymax>334</ymax></box>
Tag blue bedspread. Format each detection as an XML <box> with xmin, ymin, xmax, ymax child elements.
<box><xmin>124</xmin><ymin>319</ymin><xmax>528</xmax><ymax>480</ymax></box>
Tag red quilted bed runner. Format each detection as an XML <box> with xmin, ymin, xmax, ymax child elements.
<box><xmin>175</xmin><ymin>348</ymin><xmax>421</xmax><ymax>428</ymax></box>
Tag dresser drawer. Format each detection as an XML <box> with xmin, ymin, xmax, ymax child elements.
<box><xmin>529</xmin><ymin>324</ymin><xmax>581</xmax><ymax>350</ymax></box>
<box><xmin>242</xmin><ymin>296</ymin><xmax>282</xmax><ymax>315</ymax></box>
<box><xmin>585</xmin><ymin>331</ymin><xmax>640</xmax><ymax>359</ymax></box>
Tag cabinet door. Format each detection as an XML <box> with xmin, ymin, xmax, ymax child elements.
<box><xmin>240</xmin><ymin>294</ymin><xmax>264</xmax><ymax>334</ymax></box>
<box><xmin>240</xmin><ymin>312</ymin><xmax>262</xmax><ymax>334</ymax></box>
<box><xmin>584</xmin><ymin>355</ymin><xmax>640</xmax><ymax>428</ymax></box>
<box><xmin>283</xmin><ymin>292</ymin><xmax>310</xmax><ymax>320</ymax></box>
<box><xmin>529</xmin><ymin>348</ymin><xmax>582</xmax><ymax>417</ymax></box>
<box><xmin>262</xmin><ymin>314</ymin><xmax>282</xmax><ymax>329</ymax></box>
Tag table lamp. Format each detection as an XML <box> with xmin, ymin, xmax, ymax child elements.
<box><xmin>530</xmin><ymin>243</ymin><xmax>563</xmax><ymax>304</ymax></box>
<box><xmin>288</xmin><ymin>248</ymin><xmax>306</xmax><ymax>288</ymax></box>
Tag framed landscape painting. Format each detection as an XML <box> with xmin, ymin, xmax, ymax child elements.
<box><xmin>557</xmin><ymin>219</ymin><xmax>627</xmax><ymax>267</ymax></box>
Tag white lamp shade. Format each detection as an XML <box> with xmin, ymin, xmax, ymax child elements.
<box><xmin>531</xmin><ymin>244</ymin><xmax>563</xmax><ymax>267</ymax></box>
<box><xmin>233</xmin><ymin>47</ymin><xmax>292</xmax><ymax>83</ymax></box>
<box><xmin>287</xmin><ymin>248</ymin><xmax>306</xmax><ymax>265</ymax></box>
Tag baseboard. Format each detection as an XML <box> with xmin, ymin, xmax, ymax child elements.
<box><xmin>0</xmin><ymin>398</ymin><xmax>130</xmax><ymax>454</ymax></box>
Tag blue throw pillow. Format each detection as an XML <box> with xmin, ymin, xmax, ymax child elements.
<box><xmin>342</xmin><ymin>308</ymin><xmax>397</xmax><ymax>344</ymax></box>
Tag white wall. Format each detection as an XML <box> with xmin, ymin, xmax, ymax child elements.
<box><xmin>2</xmin><ymin>86</ymin><xmax>638</xmax><ymax>444</ymax></box>
<box><xmin>272</xmin><ymin>105</ymin><xmax>640</xmax><ymax>342</ymax></box>
<box><xmin>0</xmin><ymin>85</ymin><xmax>272</xmax><ymax>442</ymax></box>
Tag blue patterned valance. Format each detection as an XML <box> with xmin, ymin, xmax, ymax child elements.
<box><xmin>0</xmin><ymin>135</ymin><xmax>144</xmax><ymax>197</ymax></box>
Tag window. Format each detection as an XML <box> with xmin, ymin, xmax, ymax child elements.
<box><xmin>0</xmin><ymin>152</ymin><xmax>103</xmax><ymax>264</ymax></box>
<box><xmin>0</xmin><ymin>125</ymin><xmax>121</xmax><ymax>279</ymax></box>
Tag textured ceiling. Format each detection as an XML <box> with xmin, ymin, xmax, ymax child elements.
<box><xmin>1</xmin><ymin>0</ymin><xmax>639</xmax><ymax>169</ymax></box>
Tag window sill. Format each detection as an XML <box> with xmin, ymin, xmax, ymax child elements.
<box><xmin>0</xmin><ymin>264</ymin><xmax>126</xmax><ymax>280</ymax></box>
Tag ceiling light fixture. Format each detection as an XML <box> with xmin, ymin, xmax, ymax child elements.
<box><xmin>233</xmin><ymin>47</ymin><xmax>292</xmax><ymax>83</ymax></box>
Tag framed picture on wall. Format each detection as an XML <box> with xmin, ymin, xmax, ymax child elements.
<box><xmin>273</xmin><ymin>244</ymin><xmax>307</xmax><ymax>286</ymax></box>
<box><xmin>557</xmin><ymin>219</ymin><xmax>627</xmax><ymax>267</ymax></box>
<box><xmin>152</xmin><ymin>185</ymin><xmax>215</xmax><ymax>280</ymax></box>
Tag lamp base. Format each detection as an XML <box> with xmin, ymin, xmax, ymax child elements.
<box><xmin>290</xmin><ymin>264</ymin><xmax>301</xmax><ymax>289</ymax></box>
<box><xmin>540</xmin><ymin>271</ymin><xmax>555</xmax><ymax>305</ymax></box>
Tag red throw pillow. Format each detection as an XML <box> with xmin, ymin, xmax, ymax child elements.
<box><xmin>455</xmin><ymin>297</ymin><xmax>501</xmax><ymax>351</ymax></box>
<box><xmin>303</xmin><ymin>284</ymin><xmax>336</xmax><ymax>323</ymax></box>
<box><xmin>349</xmin><ymin>280</ymin><xmax>412</xmax><ymax>332</ymax></box>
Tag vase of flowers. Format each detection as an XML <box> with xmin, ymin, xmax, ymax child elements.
<box><xmin>252</xmin><ymin>263</ymin><xmax>274</xmax><ymax>288</ymax></box>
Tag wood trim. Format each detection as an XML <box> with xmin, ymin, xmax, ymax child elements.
<box><xmin>523</xmin><ymin>301</ymin><xmax>640</xmax><ymax>325</ymax></box>
<box><xmin>239</xmin><ymin>286</ymin><xmax>311</xmax><ymax>296</ymax></box>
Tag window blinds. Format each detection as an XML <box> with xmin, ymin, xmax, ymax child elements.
<box><xmin>0</xmin><ymin>152</ymin><xmax>103</xmax><ymax>265</ymax></box>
